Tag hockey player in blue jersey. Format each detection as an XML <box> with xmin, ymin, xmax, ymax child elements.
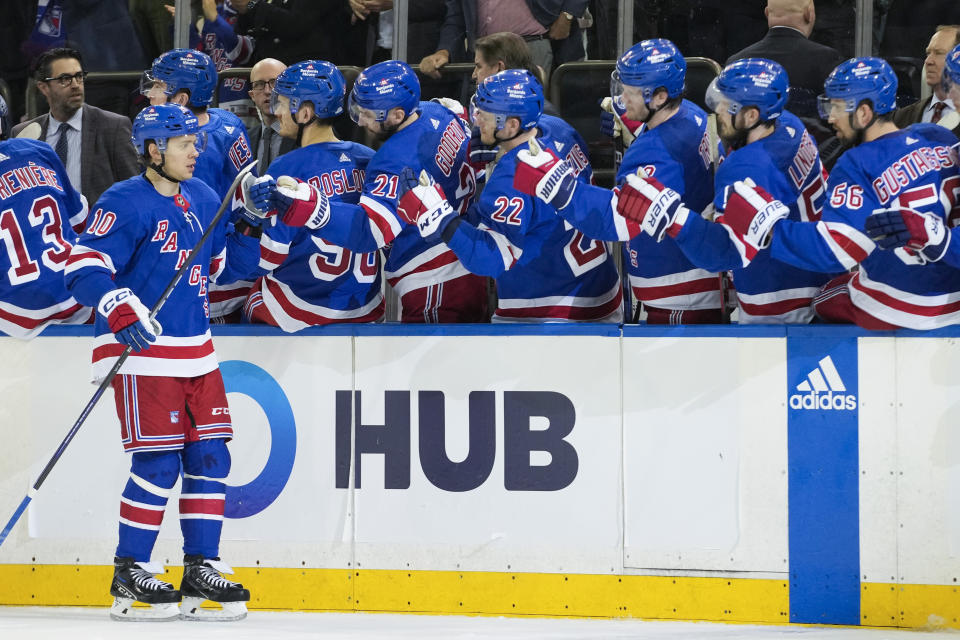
<box><xmin>864</xmin><ymin>44</ymin><xmax>960</xmax><ymax>271</ymax></box>
<box><xmin>397</xmin><ymin>69</ymin><xmax>623</xmax><ymax>322</ymax></box>
<box><xmin>241</xmin><ymin>60</ymin><xmax>383</xmax><ymax>330</ymax></box>
<box><xmin>584</xmin><ymin>59</ymin><xmax>835</xmax><ymax>323</ymax></box>
<box><xmin>63</xmin><ymin>104</ymin><xmax>263</xmax><ymax>621</ymax></box>
<box><xmin>143</xmin><ymin>48</ymin><xmax>256</xmax><ymax>320</ymax></box>
<box><xmin>512</xmin><ymin>39</ymin><xmax>724</xmax><ymax>324</ymax></box>
<box><xmin>0</xmin><ymin>107</ymin><xmax>91</xmax><ymax>338</ymax></box>
<box><xmin>251</xmin><ymin>59</ymin><xmax>488</xmax><ymax>322</ymax></box>
<box><xmin>695</xmin><ymin>58</ymin><xmax>960</xmax><ymax>329</ymax></box>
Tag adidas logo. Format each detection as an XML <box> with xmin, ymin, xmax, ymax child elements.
<box><xmin>906</xmin><ymin>136</ymin><xmax>918</xmax><ymax>144</ymax></box>
<box><xmin>786</xmin><ymin>126</ymin><xmax>796</xmax><ymax>137</ymax></box>
<box><xmin>789</xmin><ymin>356</ymin><xmax>857</xmax><ymax>411</ymax></box>
<box><xmin>339</xmin><ymin>153</ymin><xmax>350</xmax><ymax>162</ymax></box>
<box><xmin>554</xmin><ymin>141</ymin><xmax>565</xmax><ymax>152</ymax></box>
<box><xmin>0</xmin><ymin>152</ymin><xmax>8</xmax><ymax>162</ymax></box>
<box><xmin>430</xmin><ymin>118</ymin><xmax>440</xmax><ymax>129</ymax></box>
<box><xmin>225</xmin><ymin>126</ymin><xmax>235</xmax><ymax>134</ymax></box>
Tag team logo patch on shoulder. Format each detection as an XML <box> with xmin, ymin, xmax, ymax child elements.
<box><xmin>430</xmin><ymin>118</ymin><xmax>440</xmax><ymax>129</ymax></box>
<box><xmin>170</xmin><ymin>411</ymin><xmax>180</xmax><ymax>424</ymax></box>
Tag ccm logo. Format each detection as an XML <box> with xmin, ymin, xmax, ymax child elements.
<box><xmin>211</xmin><ymin>407</ymin><xmax>231</xmax><ymax>416</ymax></box>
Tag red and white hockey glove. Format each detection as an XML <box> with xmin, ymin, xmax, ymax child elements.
<box><xmin>864</xmin><ymin>207</ymin><xmax>950</xmax><ymax>263</ymax></box>
<box><xmin>600</xmin><ymin>97</ymin><xmax>643</xmax><ymax>148</ymax></box>
<box><xmin>98</xmin><ymin>288</ymin><xmax>162</xmax><ymax>352</ymax></box>
<box><xmin>249</xmin><ymin>175</ymin><xmax>330</xmax><ymax>230</ymax></box>
<box><xmin>513</xmin><ymin>138</ymin><xmax>577</xmax><ymax>210</ymax></box>
<box><xmin>397</xmin><ymin>168</ymin><xmax>458</xmax><ymax>243</ymax></box>
<box><xmin>716</xmin><ymin>179</ymin><xmax>790</xmax><ymax>265</ymax></box>
<box><xmin>616</xmin><ymin>172</ymin><xmax>690</xmax><ymax>241</ymax></box>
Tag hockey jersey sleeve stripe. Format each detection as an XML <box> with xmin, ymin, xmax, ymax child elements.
<box><xmin>610</xmin><ymin>191</ymin><xmax>642</xmax><ymax>241</ymax></box>
<box><xmin>259</xmin><ymin>243</ymin><xmax>288</xmax><ymax>271</ymax></box>
<box><xmin>853</xmin><ymin>270</ymin><xmax>960</xmax><ymax>314</ymax></box>
<box><xmin>738</xmin><ymin>286</ymin><xmax>823</xmax><ymax>317</ymax></box>
<box><xmin>64</xmin><ymin>246</ymin><xmax>115</xmax><ymax>274</ymax></box>
<box><xmin>69</xmin><ymin>194</ymin><xmax>89</xmax><ymax>233</ymax></box>
<box><xmin>209</xmin><ymin>249</ymin><xmax>226</xmax><ymax>283</ymax></box>
<box><xmin>262</xmin><ymin>277</ymin><xmax>384</xmax><ymax>330</ymax></box>
<box><xmin>630</xmin><ymin>272</ymin><xmax>721</xmax><ymax>300</ymax></box>
<box><xmin>477</xmin><ymin>222</ymin><xmax>521</xmax><ymax>270</ymax></box>
<box><xmin>816</xmin><ymin>221</ymin><xmax>874</xmax><ymax>270</ymax></box>
<box><xmin>360</xmin><ymin>196</ymin><xmax>403</xmax><ymax>246</ymax></box>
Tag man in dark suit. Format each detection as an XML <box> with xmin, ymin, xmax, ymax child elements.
<box><xmin>892</xmin><ymin>25</ymin><xmax>960</xmax><ymax>138</ymax></box>
<box><xmin>246</xmin><ymin>57</ymin><xmax>295</xmax><ymax>175</ymax></box>
<box><xmin>726</xmin><ymin>0</ymin><xmax>844</xmax><ymax>120</ymax></box>
<box><xmin>12</xmin><ymin>48</ymin><xmax>138</xmax><ymax>213</ymax></box>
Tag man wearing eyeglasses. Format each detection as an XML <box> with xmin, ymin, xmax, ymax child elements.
<box><xmin>247</xmin><ymin>57</ymin><xmax>295</xmax><ymax>175</ymax></box>
<box><xmin>12</xmin><ymin>48</ymin><xmax>139</xmax><ymax>228</ymax></box>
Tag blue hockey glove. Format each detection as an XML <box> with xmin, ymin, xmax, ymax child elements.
<box><xmin>513</xmin><ymin>138</ymin><xmax>577</xmax><ymax>209</ymax></box>
<box><xmin>98</xmin><ymin>288</ymin><xmax>162</xmax><ymax>352</ymax></box>
<box><xmin>865</xmin><ymin>207</ymin><xmax>950</xmax><ymax>262</ymax></box>
<box><xmin>396</xmin><ymin>168</ymin><xmax>458</xmax><ymax>243</ymax></box>
<box><xmin>236</xmin><ymin>171</ymin><xmax>275</xmax><ymax>232</ymax></box>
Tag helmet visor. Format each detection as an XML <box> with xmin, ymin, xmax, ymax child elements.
<box><xmin>348</xmin><ymin>92</ymin><xmax>385</xmax><ymax>126</ymax></box>
<box><xmin>159</xmin><ymin>131</ymin><xmax>207</xmax><ymax>155</ymax></box>
<box><xmin>269</xmin><ymin>91</ymin><xmax>292</xmax><ymax>116</ymax></box>
<box><xmin>704</xmin><ymin>78</ymin><xmax>740</xmax><ymax>116</ymax></box>
<box><xmin>140</xmin><ymin>72</ymin><xmax>170</xmax><ymax>102</ymax></box>
<box><xmin>817</xmin><ymin>95</ymin><xmax>853</xmax><ymax>120</ymax></box>
<box><xmin>469</xmin><ymin>94</ymin><xmax>505</xmax><ymax>131</ymax></box>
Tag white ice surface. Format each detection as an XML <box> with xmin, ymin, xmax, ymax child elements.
<box><xmin>1</xmin><ymin>608</ymin><xmax>958</xmax><ymax>640</ymax></box>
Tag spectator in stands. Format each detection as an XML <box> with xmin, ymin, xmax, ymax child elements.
<box><xmin>12</xmin><ymin>48</ymin><xmax>138</xmax><ymax>213</ymax></box>
<box><xmin>349</xmin><ymin>0</ymin><xmax>447</xmax><ymax>65</ymax></box>
<box><xmin>892</xmin><ymin>24</ymin><xmax>960</xmax><ymax>137</ymax></box>
<box><xmin>726</xmin><ymin>0</ymin><xmax>844</xmax><ymax>120</ymax></box>
<box><xmin>229</xmin><ymin>0</ymin><xmax>364</xmax><ymax>66</ymax></box>
<box><xmin>419</xmin><ymin>0</ymin><xmax>589</xmax><ymax>79</ymax></box>
<box><xmin>129</xmin><ymin>0</ymin><xmax>174</xmax><ymax>62</ymax></box>
<box><xmin>473</xmin><ymin>32</ymin><xmax>560</xmax><ymax>115</ymax></box>
<box><xmin>247</xmin><ymin>57</ymin><xmax>295</xmax><ymax>174</ymax></box>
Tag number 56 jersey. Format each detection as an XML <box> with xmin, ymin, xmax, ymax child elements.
<box><xmin>0</xmin><ymin>138</ymin><xmax>90</xmax><ymax>339</ymax></box>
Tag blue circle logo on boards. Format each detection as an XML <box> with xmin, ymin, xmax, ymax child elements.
<box><xmin>219</xmin><ymin>360</ymin><xmax>296</xmax><ymax>518</ymax></box>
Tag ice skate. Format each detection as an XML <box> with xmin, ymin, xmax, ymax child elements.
<box><xmin>179</xmin><ymin>555</ymin><xmax>250</xmax><ymax>621</ymax></box>
<box><xmin>109</xmin><ymin>557</ymin><xmax>181</xmax><ymax>622</ymax></box>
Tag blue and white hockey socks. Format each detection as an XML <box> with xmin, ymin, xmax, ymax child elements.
<box><xmin>117</xmin><ymin>451</ymin><xmax>180</xmax><ymax>562</ymax></box>
<box><xmin>180</xmin><ymin>438</ymin><xmax>230</xmax><ymax>559</ymax></box>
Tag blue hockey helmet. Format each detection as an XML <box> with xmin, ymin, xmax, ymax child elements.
<box><xmin>942</xmin><ymin>44</ymin><xmax>960</xmax><ymax>98</ymax></box>
<box><xmin>142</xmin><ymin>49</ymin><xmax>217</xmax><ymax>107</ymax></box>
<box><xmin>271</xmin><ymin>60</ymin><xmax>346</xmax><ymax>118</ymax></box>
<box><xmin>132</xmin><ymin>104</ymin><xmax>204</xmax><ymax>155</ymax></box>
<box><xmin>706</xmin><ymin>58</ymin><xmax>789</xmax><ymax>121</ymax></box>
<box><xmin>470</xmin><ymin>69</ymin><xmax>543</xmax><ymax>131</ymax></box>
<box><xmin>818</xmin><ymin>57</ymin><xmax>897</xmax><ymax>119</ymax></box>
<box><xmin>348</xmin><ymin>60</ymin><xmax>420</xmax><ymax>124</ymax></box>
<box><xmin>611</xmin><ymin>39</ymin><xmax>686</xmax><ymax>105</ymax></box>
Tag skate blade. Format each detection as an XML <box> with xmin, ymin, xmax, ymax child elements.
<box><xmin>180</xmin><ymin>596</ymin><xmax>247</xmax><ymax>622</ymax></box>
<box><xmin>109</xmin><ymin>597</ymin><xmax>180</xmax><ymax>622</ymax></box>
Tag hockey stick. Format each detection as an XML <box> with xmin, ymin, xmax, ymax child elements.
<box><xmin>0</xmin><ymin>163</ymin><xmax>257</xmax><ymax>549</ymax></box>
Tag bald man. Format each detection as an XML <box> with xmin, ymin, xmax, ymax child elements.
<box><xmin>247</xmin><ymin>58</ymin><xmax>295</xmax><ymax>174</ymax></box>
<box><xmin>726</xmin><ymin>0</ymin><xmax>843</xmax><ymax>118</ymax></box>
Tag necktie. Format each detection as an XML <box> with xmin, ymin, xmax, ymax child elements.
<box><xmin>55</xmin><ymin>122</ymin><xmax>70</xmax><ymax>167</ymax></box>
<box><xmin>932</xmin><ymin>102</ymin><xmax>946</xmax><ymax>125</ymax></box>
<box><xmin>259</xmin><ymin>126</ymin><xmax>274</xmax><ymax>174</ymax></box>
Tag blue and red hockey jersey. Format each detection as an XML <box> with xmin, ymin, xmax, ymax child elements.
<box><xmin>192</xmin><ymin>107</ymin><xmax>256</xmax><ymax>317</ymax></box>
<box><xmin>0</xmin><ymin>138</ymin><xmax>90</xmax><ymax>338</ymax></box>
<box><xmin>188</xmin><ymin>3</ymin><xmax>257</xmax><ymax>131</ymax></box>
<box><xmin>64</xmin><ymin>175</ymin><xmax>261</xmax><ymax>381</ymax></box>
<box><xmin>247</xmin><ymin>140</ymin><xmax>384</xmax><ymax>331</ymax></box>
<box><xmin>770</xmin><ymin>123</ymin><xmax>960</xmax><ymax>329</ymax></box>
<box><xmin>548</xmin><ymin>101</ymin><xmax>722</xmax><ymax>313</ymax></box>
<box><xmin>670</xmin><ymin>110</ymin><xmax>834</xmax><ymax>323</ymax></box>
<box><xmin>446</xmin><ymin>121</ymin><xmax>622</xmax><ymax>322</ymax></box>
<box><xmin>312</xmin><ymin>101</ymin><xmax>477</xmax><ymax>300</ymax></box>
